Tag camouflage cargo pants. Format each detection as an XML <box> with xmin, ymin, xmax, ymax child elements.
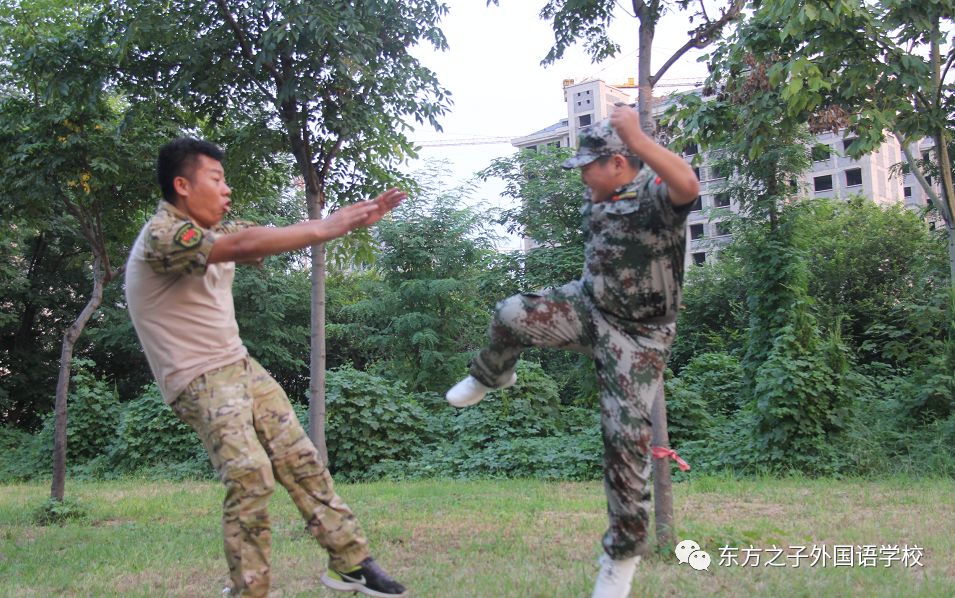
<box><xmin>470</xmin><ymin>281</ymin><xmax>675</xmax><ymax>559</ymax></box>
<box><xmin>170</xmin><ymin>357</ymin><xmax>369</xmax><ymax>597</ymax></box>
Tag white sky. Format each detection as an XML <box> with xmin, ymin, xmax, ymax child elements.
<box><xmin>404</xmin><ymin>1</ymin><xmax>715</xmax><ymax>248</ymax></box>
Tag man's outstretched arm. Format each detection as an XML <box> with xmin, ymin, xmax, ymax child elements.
<box><xmin>208</xmin><ymin>188</ymin><xmax>406</xmax><ymax>264</ymax></box>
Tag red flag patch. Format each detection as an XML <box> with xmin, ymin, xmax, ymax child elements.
<box><xmin>174</xmin><ymin>223</ymin><xmax>202</xmax><ymax>249</ymax></box>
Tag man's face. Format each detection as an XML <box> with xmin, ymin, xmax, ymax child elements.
<box><xmin>580</xmin><ymin>156</ymin><xmax>619</xmax><ymax>203</ymax></box>
<box><xmin>175</xmin><ymin>154</ymin><xmax>232</xmax><ymax>228</ymax></box>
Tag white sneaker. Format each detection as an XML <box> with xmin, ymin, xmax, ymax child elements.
<box><xmin>591</xmin><ymin>553</ymin><xmax>640</xmax><ymax>598</ymax></box>
<box><xmin>445</xmin><ymin>372</ymin><xmax>517</xmax><ymax>408</ymax></box>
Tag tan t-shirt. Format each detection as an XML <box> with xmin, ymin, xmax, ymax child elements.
<box><xmin>125</xmin><ymin>201</ymin><xmax>253</xmax><ymax>403</ymax></box>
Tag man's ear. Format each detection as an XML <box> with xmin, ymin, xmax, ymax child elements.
<box><xmin>173</xmin><ymin>175</ymin><xmax>190</xmax><ymax>198</ymax></box>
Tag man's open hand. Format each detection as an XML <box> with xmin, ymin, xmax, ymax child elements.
<box><xmin>321</xmin><ymin>188</ymin><xmax>407</xmax><ymax>238</ymax></box>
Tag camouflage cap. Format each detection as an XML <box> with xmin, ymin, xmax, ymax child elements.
<box><xmin>561</xmin><ymin>118</ymin><xmax>637</xmax><ymax>169</ymax></box>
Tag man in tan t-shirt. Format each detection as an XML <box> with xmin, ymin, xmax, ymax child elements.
<box><xmin>125</xmin><ymin>137</ymin><xmax>408</xmax><ymax>598</ymax></box>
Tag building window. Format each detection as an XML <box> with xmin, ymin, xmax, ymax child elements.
<box><xmin>525</xmin><ymin>145</ymin><xmax>537</xmax><ymax>152</ymax></box>
<box><xmin>842</xmin><ymin>137</ymin><xmax>857</xmax><ymax>153</ymax></box>
<box><xmin>904</xmin><ymin>186</ymin><xmax>912</xmax><ymax>197</ymax></box>
<box><xmin>811</xmin><ymin>144</ymin><xmax>831</xmax><ymax>161</ymax></box>
<box><xmin>712</xmin><ymin>164</ymin><xmax>731</xmax><ymax>179</ymax></box>
<box><xmin>814</xmin><ymin>175</ymin><xmax>833</xmax><ymax>191</ymax></box>
<box><xmin>713</xmin><ymin>193</ymin><xmax>731</xmax><ymax>208</ymax></box>
<box><xmin>684</xmin><ymin>142</ymin><xmax>698</xmax><ymax>156</ymax></box>
<box><xmin>690</xmin><ymin>196</ymin><xmax>703</xmax><ymax>211</ymax></box>
<box><xmin>715</xmin><ymin>221</ymin><xmax>731</xmax><ymax>237</ymax></box>
<box><xmin>692</xmin><ymin>252</ymin><xmax>706</xmax><ymax>266</ymax></box>
<box><xmin>690</xmin><ymin>223</ymin><xmax>704</xmax><ymax>240</ymax></box>
<box><xmin>578</xmin><ymin>114</ymin><xmax>592</xmax><ymax>127</ymax></box>
<box><xmin>902</xmin><ymin>161</ymin><xmax>911</xmax><ymax>174</ymax></box>
<box><xmin>692</xmin><ymin>166</ymin><xmax>701</xmax><ymax>180</ymax></box>
<box><xmin>845</xmin><ymin>168</ymin><xmax>863</xmax><ymax>187</ymax></box>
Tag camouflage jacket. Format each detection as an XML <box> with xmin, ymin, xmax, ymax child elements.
<box><xmin>581</xmin><ymin>167</ymin><xmax>691</xmax><ymax>324</ymax></box>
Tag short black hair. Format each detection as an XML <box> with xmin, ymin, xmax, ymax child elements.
<box><xmin>595</xmin><ymin>154</ymin><xmax>644</xmax><ymax>170</ymax></box>
<box><xmin>156</xmin><ymin>137</ymin><xmax>225</xmax><ymax>201</ymax></box>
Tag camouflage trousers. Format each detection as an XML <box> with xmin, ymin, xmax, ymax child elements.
<box><xmin>170</xmin><ymin>357</ymin><xmax>369</xmax><ymax>597</ymax></box>
<box><xmin>470</xmin><ymin>281</ymin><xmax>675</xmax><ymax>559</ymax></box>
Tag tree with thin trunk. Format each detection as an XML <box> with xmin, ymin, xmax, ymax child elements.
<box><xmin>0</xmin><ymin>1</ymin><xmax>174</xmax><ymax>501</ymax></box>
<box><xmin>742</xmin><ymin>0</ymin><xmax>955</xmax><ymax>282</ymax></box>
<box><xmin>670</xmin><ymin>7</ymin><xmax>896</xmax><ymax>475</ymax></box>
<box><xmin>112</xmin><ymin>0</ymin><xmax>450</xmax><ymax>462</ymax></box>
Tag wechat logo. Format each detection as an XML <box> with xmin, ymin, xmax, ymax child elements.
<box><xmin>675</xmin><ymin>539</ymin><xmax>711</xmax><ymax>572</ymax></box>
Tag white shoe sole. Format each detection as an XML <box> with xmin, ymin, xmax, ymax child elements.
<box><xmin>447</xmin><ymin>389</ymin><xmax>485</xmax><ymax>408</ymax></box>
<box><xmin>320</xmin><ymin>573</ymin><xmax>408</xmax><ymax>597</ymax></box>
<box><xmin>446</xmin><ymin>373</ymin><xmax>517</xmax><ymax>408</ymax></box>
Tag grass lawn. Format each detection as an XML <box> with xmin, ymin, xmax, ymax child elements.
<box><xmin>1</xmin><ymin>476</ymin><xmax>953</xmax><ymax>597</ymax></box>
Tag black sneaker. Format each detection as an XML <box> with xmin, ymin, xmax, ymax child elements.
<box><xmin>320</xmin><ymin>556</ymin><xmax>408</xmax><ymax>597</ymax></box>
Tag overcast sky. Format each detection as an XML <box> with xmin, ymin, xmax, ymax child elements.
<box><xmin>403</xmin><ymin>1</ymin><xmax>715</xmax><ymax>247</ymax></box>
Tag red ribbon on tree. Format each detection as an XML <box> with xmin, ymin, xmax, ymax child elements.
<box><xmin>651</xmin><ymin>446</ymin><xmax>690</xmax><ymax>472</ymax></box>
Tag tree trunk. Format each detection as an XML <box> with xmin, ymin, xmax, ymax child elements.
<box><xmin>651</xmin><ymin>382</ymin><xmax>675</xmax><ymax>552</ymax></box>
<box><xmin>896</xmin><ymin>131</ymin><xmax>955</xmax><ymax>280</ymax></box>
<box><xmin>307</xmin><ymin>188</ymin><xmax>329</xmax><ymax>464</ymax></box>
<box><xmin>948</xmin><ymin>225</ymin><xmax>955</xmax><ymax>284</ymax></box>
<box><xmin>930</xmin><ymin>129</ymin><xmax>955</xmax><ymax>280</ymax></box>
<box><xmin>51</xmin><ymin>255</ymin><xmax>106</xmax><ymax>502</ymax></box>
<box><xmin>634</xmin><ymin>0</ymin><xmax>675</xmax><ymax>549</ymax></box>
<box><xmin>929</xmin><ymin>24</ymin><xmax>955</xmax><ymax>282</ymax></box>
<box><xmin>635</xmin><ymin>3</ymin><xmax>656</xmax><ymax>133</ymax></box>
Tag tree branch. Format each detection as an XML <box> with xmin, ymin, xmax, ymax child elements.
<box><xmin>937</xmin><ymin>49</ymin><xmax>955</xmax><ymax>108</ymax></box>
<box><xmin>317</xmin><ymin>134</ymin><xmax>344</xmax><ymax>192</ymax></box>
<box><xmin>652</xmin><ymin>0</ymin><xmax>743</xmax><ymax>85</ymax></box>
<box><xmin>214</xmin><ymin>0</ymin><xmax>285</xmax><ymax>85</ymax></box>
<box><xmin>895</xmin><ymin>129</ymin><xmax>952</xmax><ymax>224</ymax></box>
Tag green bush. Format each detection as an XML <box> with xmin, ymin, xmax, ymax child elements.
<box><xmin>322</xmin><ymin>365</ymin><xmax>430</xmax><ymax>479</ymax></box>
<box><xmin>105</xmin><ymin>384</ymin><xmax>210</xmax><ymax>477</ymax></box>
<box><xmin>665</xmin><ymin>352</ymin><xmax>744</xmax><ymax>446</ymax></box>
<box><xmin>0</xmin><ymin>358</ymin><xmax>123</xmax><ymax>481</ymax></box>
<box><xmin>836</xmin><ymin>362</ymin><xmax>955</xmax><ymax>477</ymax></box>
<box><xmin>369</xmin><ymin>362</ymin><xmax>603</xmax><ymax>481</ymax></box>
<box><xmin>63</xmin><ymin>359</ymin><xmax>122</xmax><ymax>463</ymax></box>
<box><xmin>0</xmin><ymin>425</ymin><xmax>47</xmax><ymax>482</ymax></box>
<box><xmin>448</xmin><ymin>360</ymin><xmax>563</xmax><ymax>444</ymax></box>
<box><xmin>31</xmin><ymin>497</ymin><xmax>89</xmax><ymax>526</ymax></box>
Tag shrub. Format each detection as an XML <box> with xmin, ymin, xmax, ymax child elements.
<box><xmin>63</xmin><ymin>359</ymin><xmax>122</xmax><ymax>463</ymax></box>
<box><xmin>369</xmin><ymin>362</ymin><xmax>603</xmax><ymax>481</ymax></box>
<box><xmin>665</xmin><ymin>352</ymin><xmax>744</xmax><ymax>446</ymax></box>
<box><xmin>31</xmin><ymin>497</ymin><xmax>89</xmax><ymax>526</ymax></box>
<box><xmin>0</xmin><ymin>425</ymin><xmax>45</xmax><ymax>482</ymax></box>
<box><xmin>105</xmin><ymin>384</ymin><xmax>210</xmax><ymax>477</ymax></box>
<box><xmin>322</xmin><ymin>365</ymin><xmax>430</xmax><ymax>479</ymax></box>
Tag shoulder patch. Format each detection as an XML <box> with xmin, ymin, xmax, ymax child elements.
<box><xmin>174</xmin><ymin>223</ymin><xmax>203</xmax><ymax>249</ymax></box>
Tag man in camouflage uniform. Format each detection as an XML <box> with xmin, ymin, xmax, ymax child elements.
<box><xmin>125</xmin><ymin>138</ymin><xmax>409</xmax><ymax>598</ymax></box>
<box><xmin>446</xmin><ymin>106</ymin><xmax>700</xmax><ymax>598</ymax></box>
